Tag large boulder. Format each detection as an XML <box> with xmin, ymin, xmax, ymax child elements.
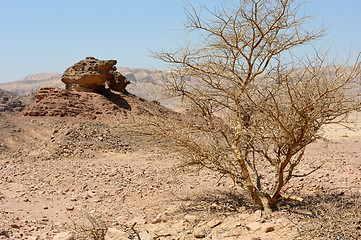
<box><xmin>61</xmin><ymin>57</ymin><xmax>129</xmax><ymax>92</ymax></box>
<box><xmin>108</xmin><ymin>66</ymin><xmax>129</xmax><ymax>91</ymax></box>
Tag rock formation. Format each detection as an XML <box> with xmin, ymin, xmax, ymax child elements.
<box><xmin>18</xmin><ymin>57</ymin><xmax>183</xmax><ymax>122</ymax></box>
<box><xmin>20</xmin><ymin>86</ymin><xmax>181</xmax><ymax>122</ymax></box>
<box><xmin>21</xmin><ymin>87</ymin><xmax>129</xmax><ymax>119</ymax></box>
<box><xmin>0</xmin><ymin>89</ymin><xmax>27</xmax><ymax>116</ymax></box>
<box><xmin>61</xmin><ymin>57</ymin><xmax>129</xmax><ymax>93</ymax></box>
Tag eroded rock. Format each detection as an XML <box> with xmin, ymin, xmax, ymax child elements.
<box><xmin>61</xmin><ymin>57</ymin><xmax>129</xmax><ymax>93</ymax></box>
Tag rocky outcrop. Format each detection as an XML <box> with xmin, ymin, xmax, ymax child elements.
<box><xmin>0</xmin><ymin>68</ymin><xmax>182</xmax><ymax>110</ymax></box>
<box><xmin>17</xmin><ymin>58</ymin><xmax>183</xmax><ymax>122</ymax></box>
<box><xmin>21</xmin><ymin>87</ymin><xmax>130</xmax><ymax>119</ymax></box>
<box><xmin>35</xmin><ymin>87</ymin><xmax>63</xmax><ymax>101</ymax></box>
<box><xmin>19</xmin><ymin>86</ymin><xmax>181</xmax><ymax>123</ymax></box>
<box><xmin>61</xmin><ymin>57</ymin><xmax>129</xmax><ymax>93</ymax></box>
<box><xmin>0</xmin><ymin>89</ymin><xmax>27</xmax><ymax>116</ymax></box>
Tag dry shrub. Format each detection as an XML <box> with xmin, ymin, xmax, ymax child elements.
<box><xmin>67</xmin><ymin>213</ymin><xmax>144</xmax><ymax>240</ymax></box>
<box><xmin>152</xmin><ymin>0</ymin><xmax>361</xmax><ymax>210</ymax></box>
<box><xmin>67</xmin><ymin>213</ymin><xmax>110</xmax><ymax>240</ymax></box>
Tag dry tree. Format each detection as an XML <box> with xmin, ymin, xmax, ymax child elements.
<box><xmin>151</xmin><ymin>0</ymin><xmax>361</xmax><ymax>210</ymax></box>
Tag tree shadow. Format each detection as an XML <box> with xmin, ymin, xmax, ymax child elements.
<box><xmin>172</xmin><ymin>189</ymin><xmax>256</xmax><ymax>215</ymax></box>
<box><xmin>278</xmin><ymin>189</ymin><xmax>361</xmax><ymax>240</ymax></box>
<box><xmin>278</xmin><ymin>189</ymin><xmax>360</xmax><ymax>213</ymax></box>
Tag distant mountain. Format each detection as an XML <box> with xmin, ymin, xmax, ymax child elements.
<box><xmin>0</xmin><ymin>72</ymin><xmax>63</xmax><ymax>95</ymax></box>
<box><xmin>0</xmin><ymin>68</ymin><xmax>183</xmax><ymax>110</ymax></box>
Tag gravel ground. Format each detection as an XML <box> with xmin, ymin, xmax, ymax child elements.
<box><xmin>0</xmin><ymin>117</ymin><xmax>360</xmax><ymax>240</ymax></box>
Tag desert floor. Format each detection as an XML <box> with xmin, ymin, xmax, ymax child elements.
<box><xmin>0</xmin><ymin>113</ymin><xmax>360</xmax><ymax>240</ymax></box>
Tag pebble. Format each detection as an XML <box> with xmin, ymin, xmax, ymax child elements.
<box><xmin>10</xmin><ymin>224</ymin><xmax>20</xmax><ymax>229</ymax></box>
<box><xmin>246</xmin><ymin>221</ymin><xmax>262</xmax><ymax>231</ymax></box>
<box><xmin>207</xmin><ymin>218</ymin><xmax>222</xmax><ymax>228</ymax></box>
<box><xmin>184</xmin><ymin>214</ymin><xmax>198</xmax><ymax>222</ymax></box>
<box><xmin>193</xmin><ymin>228</ymin><xmax>206</xmax><ymax>238</ymax></box>
<box><xmin>65</xmin><ymin>206</ymin><xmax>74</xmax><ymax>211</ymax></box>
<box><xmin>263</xmin><ymin>224</ymin><xmax>275</xmax><ymax>233</ymax></box>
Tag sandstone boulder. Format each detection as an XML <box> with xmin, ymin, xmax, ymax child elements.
<box><xmin>108</xmin><ymin>66</ymin><xmax>129</xmax><ymax>91</ymax></box>
<box><xmin>61</xmin><ymin>57</ymin><xmax>129</xmax><ymax>92</ymax></box>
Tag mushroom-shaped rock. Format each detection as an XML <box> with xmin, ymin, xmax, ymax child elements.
<box><xmin>61</xmin><ymin>57</ymin><xmax>129</xmax><ymax>93</ymax></box>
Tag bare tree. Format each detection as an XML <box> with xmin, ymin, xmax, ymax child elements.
<box><xmin>151</xmin><ymin>0</ymin><xmax>361</xmax><ymax>210</ymax></box>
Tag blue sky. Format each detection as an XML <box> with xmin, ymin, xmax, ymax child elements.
<box><xmin>0</xmin><ymin>0</ymin><xmax>360</xmax><ymax>83</ymax></box>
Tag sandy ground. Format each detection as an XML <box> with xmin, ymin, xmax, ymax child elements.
<box><xmin>0</xmin><ymin>113</ymin><xmax>360</xmax><ymax>240</ymax></box>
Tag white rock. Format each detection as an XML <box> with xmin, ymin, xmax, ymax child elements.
<box><xmin>193</xmin><ymin>228</ymin><xmax>206</xmax><ymax>238</ymax></box>
<box><xmin>151</xmin><ymin>212</ymin><xmax>165</xmax><ymax>224</ymax></box>
<box><xmin>246</xmin><ymin>221</ymin><xmax>262</xmax><ymax>231</ymax></box>
<box><xmin>104</xmin><ymin>228</ymin><xmax>130</xmax><ymax>240</ymax></box>
<box><xmin>206</xmin><ymin>218</ymin><xmax>222</xmax><ymax>228</ymax></box>
<box><xmin>52</xmin><ymin>231</ymin><xmax>74</xmax><ymax>240</ymax></box>
<box><xmin>184</xmin><ymin>214</ymin><xmax>198</xmax><ymax>222</ymax></box>
<box><xmin>138</xmin><ymin>231</ymin><xmax>153</xmax><ymax>240</ymax></box>
<box><xmin>253</xmin><ymin>210</ymin><xmax>262</xmax><ymax>220</ymax></box>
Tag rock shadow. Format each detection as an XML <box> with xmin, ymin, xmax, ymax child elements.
<box><xmin>103</xmin><ymin>90</ymin><xmax>131</xmax><ymax>111</ymax></box>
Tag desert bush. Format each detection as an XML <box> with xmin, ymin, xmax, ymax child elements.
<box><xmin>68</xmin><ymin>213</ymin><xmax>109</xmax><ymax>240</ymax></box>
<box><xmin>151</xmin><ymin>0</ymin><xmax>361</xmax><ymax>210</ymax></box>
<box><xmin>67</xmin><ymin>213</ymin><xmax>144</xmax><ymax>240</ymax></box>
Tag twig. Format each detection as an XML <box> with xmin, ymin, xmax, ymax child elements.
<box><xmin>280</xmin><ymin>194</ymin><xmax>304</xmax><ymax>203</ymax></box>
<box><xmin>291</xmin><ymin>164</ymin><xmax>323</xmax><ymax>178</ymax></box>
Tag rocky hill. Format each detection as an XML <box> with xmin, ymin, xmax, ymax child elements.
<box><xmin>19</xmin><ymin>87</ymin><xmax>181</xmax><ymax>123</ymax></box>
<box><xmin>2</xmin><ymin>57</ymin><xmax>185</xmax><ymax>160</ymax></box>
